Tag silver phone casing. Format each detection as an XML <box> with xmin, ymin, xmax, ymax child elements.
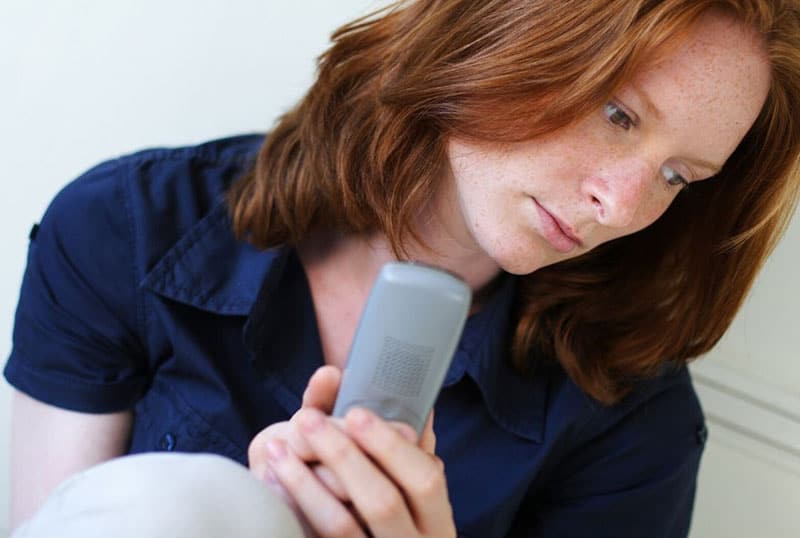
<box><xmin>332</xmin><ymin>262</ymin><xmax>471</xmax><ymax>435</ymax></box>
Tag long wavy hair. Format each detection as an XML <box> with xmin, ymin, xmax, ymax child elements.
<box><xmin>229</xmin><ymin>0</ymin><xmax>800</xmax><ymax>404</ymax></box>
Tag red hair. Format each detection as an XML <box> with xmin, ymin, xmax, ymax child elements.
<box><xmin>229</xmin><ymin>0</ymin><xmax>800</xmax><ymax>404</ymax></box>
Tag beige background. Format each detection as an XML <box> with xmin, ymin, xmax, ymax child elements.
<box><xmin>1</xmin><ymin>1</ymin><xmax>798</xmax><ymax>536</ymax></box>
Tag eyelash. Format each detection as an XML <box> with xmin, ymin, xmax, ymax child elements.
<box><xmin>604</xmin><ymin>102</ymin><xmax>636</xmax><ymax>130</ymax></box>
<box><xmin>661</xmin><ymin>165</ymin><xmax>690</xmax><ymax>191</ymax></box>
<box><xmin>603</xmin><ymin>101</ymin><xmax>690</xmax><ymax>191</ymax></box>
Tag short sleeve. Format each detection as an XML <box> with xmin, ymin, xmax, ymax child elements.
<box><xmin>4</xmin><ymin>159</ymin><xmax>148</xmax><ymax>413</ymax></box>
<box><xmin>507</xmin><ymin>372</ymin><xmax>706</xmax><ymax>538</ymax></box>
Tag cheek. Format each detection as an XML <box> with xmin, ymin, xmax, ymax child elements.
<box><xmin>536</xmin><ymin>130</ymin><xmax>608</xmax><ymax>192</ymax></box>
<box><xmin>626</xmin><ymin>194</ymin><xmax>676</xmax><ymax>235</ymax></box>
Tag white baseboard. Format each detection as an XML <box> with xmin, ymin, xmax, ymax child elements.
<box><xmin>690</xmin><ymin>359</ymin><xmax>800</xmax><ymax>474</ymax></box>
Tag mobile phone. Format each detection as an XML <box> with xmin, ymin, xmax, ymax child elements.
<box><xmin>332</xmin><ymin>262</ymin><xmax>472</xmax><ymax>436</ymax></box>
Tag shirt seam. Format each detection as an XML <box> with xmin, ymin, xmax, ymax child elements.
<box><xmin>160</xmin><ymin>205</ymin><xmax>227</xmax><ymax>296</ymax></box>
<box><xmin>122</xmin><ymin>158</ymin><xmax>150</xmax><ymax>365</ymax></box>
<box><xmin>168</xmin><ymin>385</ymin><xmax>248</xmax><ymax>461</ymax></box>
<box><xmin>5</xmin><ymin>350</ymin><xmax>144</xmax><ymax>413</ymax></box>
<box><xmin>122</xmin><ymin>136</ymin><xmax>261</xmax><ymax>172</ymax></box>
<box><xmin>7</xmin><ymin>350</ymin><xmax>143</xmax><ymax>390</ymax></box>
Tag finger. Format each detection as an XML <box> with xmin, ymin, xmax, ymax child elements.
<box><xmin>419</xmin><ymin>410</ymin><xmax>436</xmax><ymax>453</ymax></box>
<box><xmin>296</xmin><ymin>409</ymin><xmax>418</xmax><ymax>538</ymax></box>
<box><xmin>249</xmin><ymin>421</ymin><xmax>319</xmax><ymax>468</ymax></box>
<box><xmin>313</xmin><ymin>464</ymin><xmax>350</xmax><ymax>501</ymax></box>
<box><xmin>265</xmin><ymin>439</ymin><xmax>368</xmax><ymax>538</ymax></box>
<box><xmin>249</xmin><ymin>422</ymin><xmax>351</xmax><ymax>508</ymax></box>
<box><xmin>344</xmin><ymin>408</ymin><xmax>454</xmax><ymax>536</ymax></box>
<box><xmin>260</xmin><ymin>467</ymin><xmax>296</xmax><ymax>510</ymax></box>
<box><xmin>302</xmin><ymin>365</ymin><xmax>342</xmax><ymax>412</ymax></box>
<box><xmin>257</xmin><ymin>466</ymin><xmax>325</xmax><ymax>538</ymax></box>
<box><xmin>283</xmin><ymin>414</ymin><xmax>349</xmax><ymax>460</ymax></box>
<box><xmin>388</xmin><ymin>421</ymin><xmax>418</xmax><ymax>444</ymax></box>
<box><xmin>249</xmin><ymin>422</ymin><xmax>293</xmax><ymax>474</ymax></box>
<box><xmin>386</xmin><ymin>412</ymin><xmax>437</xmax><ymax>450</ymax></box>
<box><xmin>316</xmin><ymin>418</ymin><xmax>414</xmax><ymax>500</ymax></box>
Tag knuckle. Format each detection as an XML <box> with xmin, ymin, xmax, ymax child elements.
<box><xmin>247</xmin><ymin>424</ymin><xmax>287</xmax><ymax>465</ymax></box>
<box><xmin>376</xmin><ymin>426</ymin><xmax>402</xmax><ymax>449</ymax></box>
<box><xmin>441</xmin><ymin>522</ymin><xmax>457</xmax><ymax>538</ymax></box>
<box><xmin>387</xmin><ymin>421</ymin><xmax>417</xmax><ymax>444</ymax></box>
<box><xmin>289</xmin><ymin>409</ymin><xmax>305</xmax><ymax>424</ymax></box>
<box><xmin>364</xmin><ymin>490</ymin><xmax>404</xmax><ymax>524</ymax></box>
<box><xmin>325</xmin><ymin>513</ymin><xmax>360</xmax><ymax>538</ymax></box>
<box><xmin>415</xmin><ymin>463</ymin><xmax>446</xmax><ymax>498</ymax></box>
<box><xmin>279</xmin><ymin>461</ymin><xmax>310</xmax><ymax>491</ymax></box>
<box><xmin>314</xmin><ymin>466</ymin><xmax>348</xmax><ymax>500</ymax></box>
<box><xmin>325</xmin><ymin>437</ymin><xmax>352</xmax><ymax>466</ymax></box>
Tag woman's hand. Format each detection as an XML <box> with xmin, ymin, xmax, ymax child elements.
<box><xmin>248</xmin><ymin>365</ymin><xmax>454</xmax><ymax>538</ymax></box>
<box><xmin>249</xmin><ymin>365</ymin><xmax>346</xmax><ymax>500</ymax></box>
<box><xmin>270</xmin><ymin>406</ymin><xmax>456</xmax><ymax>538</ymax></box>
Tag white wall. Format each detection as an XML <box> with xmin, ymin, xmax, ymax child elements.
<box><xmin>1</xmin><ymin>1</ymin><xmax>798</xmax><ymax>536</ymax></box>
<box><xmin>0</xmin><ymin>1</ymin><xmax>389</xmax><ymax>534</ymax></box>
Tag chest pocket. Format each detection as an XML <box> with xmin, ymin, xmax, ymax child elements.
<box><xmin>129</xmin><ymin>378</ymin><xmax>247</xmax><ymax>464</ymax></box>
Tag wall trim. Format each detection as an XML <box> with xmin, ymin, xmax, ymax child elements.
<box><xmin>690</xmin><ymin>359</ymin><xmax>800</xmax><ymax>471</ymax></box>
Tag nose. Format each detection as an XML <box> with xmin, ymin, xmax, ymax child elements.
<box><xmin>582</xmin><ymin>158</ymin><xmax>656</xmax><ymax>229</ymax></box>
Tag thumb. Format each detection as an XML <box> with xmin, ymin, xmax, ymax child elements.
<box><xmin>301</xmin><ymin>365</ymin><xmax>342</xmax><ymax>413</ymax></box>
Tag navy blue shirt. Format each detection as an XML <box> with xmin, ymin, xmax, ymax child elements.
<box><xmin>5</xmin><ymin>135</ymin><xmax>706</xmax><ymax>537</ymax></box>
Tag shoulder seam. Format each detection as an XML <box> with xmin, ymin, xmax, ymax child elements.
<box><xmin>120</xmin><ymin>159</ymin><xmax>149</xmax><ymax>360</ymax></box>
<box><xmin>117</xmin><ymin>135</ymin><xmax>263</xmax><ymax>170</ymax></box>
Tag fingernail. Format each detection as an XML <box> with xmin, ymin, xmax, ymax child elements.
<box><xmin>263</xmin><ymin>466</ymin><xmax>279</xmax><ymax>484</ymax></box>
<box><xmin>398</xmin><ymin>424</ymin><xmax>417</xmax><ymax>443</ymax></box>
<box><xmin>348</xmin><ymin>407</ymin><xmax>373</xmax><ymax>429</ymax></box>
<box><xmin>299</xmin><ymin>410</ymin><xmax>324</xmax><ymax>433</ymax></box>
<box><xmin>266</xmin><ymin>440</ymin><xmax>287</xmax><ymax>461</ymax></box>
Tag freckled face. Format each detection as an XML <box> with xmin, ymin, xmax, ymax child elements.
<box><xmin>441</xmin><ymin>11</ymin><xmax>771</xmax><ymax>275</ymax></box>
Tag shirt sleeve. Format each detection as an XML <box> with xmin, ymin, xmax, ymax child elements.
<box><xmin>4</xmin><ymin>158</ymin><xmax>149</xmax><ymax>413</ymax></box>
<box><xmin>507</xmin><ymin>372</ymin><xmax>706</xmax><ymax>538</ymax></box>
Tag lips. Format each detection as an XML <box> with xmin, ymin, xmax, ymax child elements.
<box><xmin>550</xmin><ymin>211</ymin><xmax>583</xmax><ymax>246</ymax></box>
<box><xmin>531</xmin><ymin>198</ymin><xmax>582</xmax><ymax>253</ymax></box>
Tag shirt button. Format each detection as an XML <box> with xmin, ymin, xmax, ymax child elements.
<box><xmin>159</xmin><ymin>433</ymin><xmax>176</xmax><ymax>451</ymax></box>
<box><xmin>696</xmin><ymin>425</ymin><xmax>708</xmax><ymax>445</ymax></box>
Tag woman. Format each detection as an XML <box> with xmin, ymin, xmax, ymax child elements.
<box><xmin>7</xmin><ymin>0</ymin><xmax>800</xmax><ymax>537</ymax></box>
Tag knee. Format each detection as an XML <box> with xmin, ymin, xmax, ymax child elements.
<box><xmin>14</xmin><ymin>453</ymin><xmax>305</xmax><ymax>538</ymax></box>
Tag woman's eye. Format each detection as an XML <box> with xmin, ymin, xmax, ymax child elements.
<box><xmin>604</xmin><ymin>102</ymin><xmax>634</xmax><ymax>130</ymax></box>
<box><xmin>661</xmin><ymin>165</ymin><xmax>690</xmax><ymax>190</ymax></box>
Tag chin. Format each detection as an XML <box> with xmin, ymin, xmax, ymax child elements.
<box><xmin>470</xmin><ymin>226</ymin><xmax>567</xmax><ymax>276</ymax></box>
<box><xmin>488</xmin><ymin>242</ymin><xmax>555</xmax><ymax>276</ymax></box>
<box><xmin>501</xmin><ymin>258</ymin><xmax>557</xmax><ymax>276</ymax></box>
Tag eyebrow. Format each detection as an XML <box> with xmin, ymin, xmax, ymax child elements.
<box><xmin>629</xmin><ymin>82</ymin><xmax>723</xmax><ymax>176</ymax></box>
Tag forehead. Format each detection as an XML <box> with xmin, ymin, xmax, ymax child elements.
<box><xmin>633</xmin><ymin>11</ymin><xmax>770</xmax><ymax>159</ymax></box>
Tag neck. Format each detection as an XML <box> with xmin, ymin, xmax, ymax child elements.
<box><xmin>298</xmin><ymin>228</ymin><xmax>501</xmax><ymax>307</ymax></box>
<box><xmin>298</xmin><ymin>183</ymin><xmax>502</xmax><ymax>300</ymax></box>
<box><xmin>296</xmin><ymin>180</ymin><xmax>502</xmax><ymax>368</ymax></box>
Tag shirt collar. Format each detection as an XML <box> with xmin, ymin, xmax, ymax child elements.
<box><xmin>141</xmin><ymin>214</ymin><xmax>546</xmax><ymax>442</ymax></box>
<box><xmin>444</xmin><ymin>276</ymin><xmax>547</xmax><ymax>442</ymax></box>
<box><xmin>241</xmin><ymin>246</ymin><xmax>326</xmax><ymax>410</ymax></box>
<box><xmin>139</xmin><ymin>202</ymin><xmax>273</xmax><ymax>316</ymax></box>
